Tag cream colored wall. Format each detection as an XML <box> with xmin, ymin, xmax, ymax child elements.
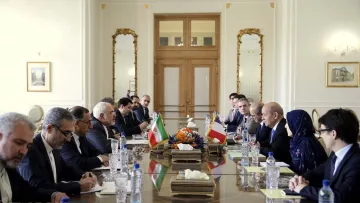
<box><xmin>99</xmin><ymin>0</ymin><xmax>275</xmax><ymax>115</ymax></box>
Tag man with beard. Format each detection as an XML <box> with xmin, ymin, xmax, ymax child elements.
<box><xmin>0</xmin><ymin>112</ymin><xmax>67</xmax><ymax>202</ymax></box>
<box><xmin>18</xmin><ymin>108</ymin><xmax>96</xmax><ymax>196</ymax></box>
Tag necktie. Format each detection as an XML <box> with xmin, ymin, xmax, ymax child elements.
<box><xmin>270</xmin><ymin>129</ymin><xmax>275</xmax><ymax>144</ymax></box>
<box><xmin>48</xmin><ymin>151</ymin><xmax>57</xmax><ymax>183</ymax></box>
<box><xmin>75</xmin><ymin>138</ymin><xmax>82</xmax><ymax>154</ymax></box>
<box><xmin>0</xmin><ymin>167</ymin><xmax>12</xmax><ymax>202</ymax></box>
<box><xmin>230</xmin><ymin>109</ymin><xmax>235</xmax><ymax>122</ymax></box>
<box><xmin>331</xmin><ymin>155</ymin><xmax>337</xmax><ymax>176</ymax></box>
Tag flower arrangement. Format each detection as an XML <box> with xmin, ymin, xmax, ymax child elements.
<box><xmin>169</xmin><ymin>128</ymin><xmax>204</xmax><ymax>149</ymax></box>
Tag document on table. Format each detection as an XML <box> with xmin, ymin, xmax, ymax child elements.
<box><xmin>100</xmin><ymin>180</ymin><xmax>131</xmax><ymax>195</ymax></box>
<box><xmin>81</xmin><ymin>183</ymin><xmax>102</xmax><ymax>194</ymax></box>
<box><xmin>260</xmin><ymin>162</ymin><xmax>289</xmax><ymax>167</ymax></box>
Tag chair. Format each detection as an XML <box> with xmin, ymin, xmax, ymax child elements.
<box><xmin>28</xmin><ymin>105</ymin><xmax>44</xmax><ymax>135</ymax></box>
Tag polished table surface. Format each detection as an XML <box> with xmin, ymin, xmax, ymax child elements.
<box><xmin>72</xmin><ymin>145</ymin><xmax>316</xmax><ymax>203</ymax></box>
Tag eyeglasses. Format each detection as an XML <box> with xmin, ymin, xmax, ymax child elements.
<box><xmin>53</xmin><ymin>125</ymin><xmax>73</xmax><ymax>137</ymax></box>
<box><xmin>317</xmin><ymin>128</ymin><xmax>332</xmax><ymax>134</ymax></box>
<box><xmin>78</xmin><ymin>120</ymin><xmax>92</xmax><ymax>126</ymax></box>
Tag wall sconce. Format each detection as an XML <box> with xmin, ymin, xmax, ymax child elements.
<box><xmin>328</xmin><ymin>31</ymin><xmax>359</xmax><ymax>57</ymax></box>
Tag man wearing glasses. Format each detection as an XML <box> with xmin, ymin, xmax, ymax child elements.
<box><xmin>134</xmin><ymin>94</ymin><xmax>151</xmax><ymax>123</ymax></box>
<box><xmin>60</xmin><ymin>106</ymin><xmax>109</xmax><ymax>172</ymax></box>
<box><xmin>18</xmin><ymin>107</ymin><xmax>97</xmax><ymax>196</ymax></box>
<box><xmin>288</xmin><ymin>108</ymin><xmax>360</xmax><ymax>203</ymax></box>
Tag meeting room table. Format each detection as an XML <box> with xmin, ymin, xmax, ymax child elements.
<box><xmin>71</xmin><ymin>145</ymin><xmax>317</xmax><ymax>203</ymax></box>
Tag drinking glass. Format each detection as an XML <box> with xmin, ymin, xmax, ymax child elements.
<box><xmin>114</xmin><ymin>172</ymin><xmax>128</xmax><ymax>203</ymax></box>
<box><xmin>109</xmin><ymin>154</ymin><xmax>118</xmax><ymax>174</ymax></box>
<box><xmin>251</xmin><ymin>145</ymin><xmax>260</xmax><ymax>165</ymax></box>
<box><xmin>249</xmin><ymin>133</ymin><xmax>256</xmax><ymax>144</ymax></box>
<box><xmin>111</xmin><ymin>139</ymin><xmax>119</xmax><ymax>154</ymax></box>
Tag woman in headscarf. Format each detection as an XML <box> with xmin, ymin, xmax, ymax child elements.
<box><xmin>286</xmin><ymin>109</ymin><xmax>328</xmax><ymax>175</ymax></box>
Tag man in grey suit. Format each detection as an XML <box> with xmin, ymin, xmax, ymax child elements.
<box><xmin>237</xmin><ymin>98</ymin><xmax>259</xmax><ymax>134</ymax></box>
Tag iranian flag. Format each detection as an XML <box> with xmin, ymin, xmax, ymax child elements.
<box><xmin>148</xmin><ymin>114</ymin><xmax>168</xmax><ymax>148</ymax></box>
<box><xmin>148</xmin><ymin>160</ymin><xmax>168</xmax><ymax>191</ymax></box>
<box><xmin>207</xmin><ymin>115</ymin><xmax>226</xmax><ymax>144</ymax></box>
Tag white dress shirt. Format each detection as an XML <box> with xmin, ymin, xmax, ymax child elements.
<box><xmin>333</xmin><ymin>144</ymin><xmax>353</xmax><ymax>175</ymax></box>
<box><xmin>103</xmin><ymin>125</ymin><xmax>109</xmax><ymax>139</ymax></box>
<box><xmin>72</xmin><ymin>133</ymin><xmax>82</xmax><ymax>154</ymax></box>
<box><xmin>272</xmin><ymin>120</ymin><xmax>281</xmax><ymax>132</ymax></box>
<box><xmin>0</xmin><ymin>161</ymin><xmax>12</xmax><ymax>202</ymax></box>
<box><xmin>41</xmin><ymin>135</ymin><xmax>57</xmax><ymax>183</ymax></box>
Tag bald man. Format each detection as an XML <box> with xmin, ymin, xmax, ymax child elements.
<box><xmin>261</xmin><ymin>102</ymin><xmax>291</xmax><ymax>165</ymax></box>
<box><xmin>250</xmin><ymin>102</ymin><xmax>272</xmax><ymax>145</ymax></box>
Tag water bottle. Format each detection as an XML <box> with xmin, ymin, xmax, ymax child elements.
<box><xmin>319</xmin><ymin>180</ymin><xmax>334</xmax><ymax>203</ymax></box>
<box><xmin>60</xmin><ymin>197</ymin><xmax>70</xmax><ymax>203</ymax></box>
<box><xmin>266</xmin><ymin>152</ymin><xmax>276</xmax><ymax>189</ymax></box>
<box><xmin>242</xmin><ymin>128</ymin><xmax>248</xmax><ymax>143</ymax></box>
<box><xmin>130</xmin><ymin>163</ymin><xmax>142</xmax><ymax>203</ymax></box>
<box><xmin>120</xmin><ymin>144</ymin><xmax>128</xmax><ymax>175</ymax></box>
<box><xmin>120</xmin><ymin>131</ymin><xmax>126</xmax><ymax>147</ymax></box>
<box><xmin>242</xmin><ymin>138</ymin><xmax>249</xmax><ymax>157</ymax></box>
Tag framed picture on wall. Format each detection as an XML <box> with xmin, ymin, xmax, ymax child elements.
<box><xmin>27</xmin><ymin>62</ymin><xmax>51</xmax><ymax>92</ymax></box>
<box><xmin>326</xmin><ymin>62</ymin><xmax>359</xmax><ymax>87</ymax></box>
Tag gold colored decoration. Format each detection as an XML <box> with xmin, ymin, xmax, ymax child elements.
<box><xmin>101</xmin><ymin>4</ymin><xmax>106</xmax><ymax>10</ymax></box>
<box><xmin>311</xmin><ymin>109</ymin><xmax>320</xmax><ymax>131</ymax></box>
<box><xmin>237</xmin><ymin>28</ymin><xmax>263</xmax><ymax>102</ymax></box>
<box><xmin>226</xmin><ymin>3</ymin><xmax>231</xmax><ymax>9</ymax></box>
<box><xmin>144</xmin><ymin>4</ymin><xmax>149</xmax><ymax>9</ymax></box>
<box><xmin>112</xmin><ymin>28</ymin><xmax>138</xmax><ymax>99</ymax></box>
<box><xmin>270</xmin><ymin>2</ymin><xmax>274</xmax><ymax>8</ymax></box>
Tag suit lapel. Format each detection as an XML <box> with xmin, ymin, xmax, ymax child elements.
<box><xmin>272</xmin><ymin>118</ymin><xmax>286</xmax><ymax>142</ymax></box>
<box><xmin>34</xmin><ymin>134</ymin><xmax>55</xmax><ymax>183</ymax></box>
<box><xmin>331</xmin><ymin>145</ymin><xmax>357</xmax><ymax>184</ymax></box>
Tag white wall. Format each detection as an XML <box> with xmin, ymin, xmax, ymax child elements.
<box><xmin>100</xmin><ymin>0</ymin><xmax>275</xmax><ymax>115</ymax></box>
<box><xmin>0</xmin><ymin>0</ymin><xmax>91</xmax><ymax>115</ymax></box>
<box><xmin>287</xmin><ymin>0</ymin><xmax>360</xmax><ymax>117</ymax></box>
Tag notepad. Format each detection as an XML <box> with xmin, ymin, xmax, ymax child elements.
<box><xmin>81</xmin><ymin>183</ymin><xmax>102</xmax><ymax>194</ymax></box>
<box><xmin>228</xmin><ymin>150</ymin><xmax>266</xmax><ymax>159</ymax></box>
<box><xmin>100</xmin><ymin>180</ymin><xmax>131</xmax><ymax>195</ymax></box>
<box><xmin>244</xmin><ymin>166</ymin><xmax>294</xmax><ymax>174</ymax></box>
<box><xmin>260</xmin><ymin>189</ymin><xmax>303</xmax><ymax>199</ymax></box>
<box><xmin>126</xmin><ymin>139</ymin><xmax>149</xmax><ymax>145</ymax></box>
<box><xmin>260</xmin><ymin>162</ymin><xmax>289</xmax><ymax>167</ymax></box>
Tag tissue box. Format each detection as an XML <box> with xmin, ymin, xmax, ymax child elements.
<box><xmin>170</xmin><ymin>176</ymin><xmax>215</xmax><ymax>196</ymax></box>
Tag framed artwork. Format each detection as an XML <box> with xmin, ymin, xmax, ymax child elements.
<box><xmin>129</xmin><ymin>80</ymin><xmax>135</xmax><ymax>92</ymax></box>
<box><xmin>326</xmin><ymin>62</ymin><xmax>359</xmax><ymax>87</ymax></box>
<box><xmin>27</xmin><ymin>62</ymin><xmax>51</xmax><ymax>92</ymax></box>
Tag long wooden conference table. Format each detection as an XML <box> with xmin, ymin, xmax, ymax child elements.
<box><xmin>71</xmin><ymin>145</ymin><xmax>317</xmax><ymax>203</ymax></box>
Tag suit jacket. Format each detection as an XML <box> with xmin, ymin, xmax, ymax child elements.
<box><xmin>224</xmin><ymin>110</ymin><xmax>243</xmax><ymax>132</ymax></box>
<box><xmin>260</xmin><ymin>118</ymin><xmax>292</xmax><ymax>165</ymax></box>
<box><xmin>133</xmin><ymin>103</ymin><xmax>149</xmax><ymax>123</ymax></box>
<box><xmin>256</xmin><ymin>123</ymin><xmax>272</xmax><ymax>145</ymax></box>
<box><xmin>60</xmin><ymin>136</ymin><xmax>102</xmax><ymax>172</ymax></box>
<box><xmin>300</xmin><ymin>144</ymin><xmax>360</xmax><ymax>203</ymax></box>
<box><xmin>115</xmin><ymin>110</ymin><xmax>142</xmax><ymax>138</ymax></box>
<box><xmin>87</xmin><ymin>117</ymin><xmax>116</xmax><ymax>154</ymax></box>
<box><xmin>238</xmin><ymin>115</ymin><xmax>260</xmax><ymax>134</ymax></box>
<box><xmin>5</xmin><ymin>168</ymin><xmax>55</xmax><ymax>202</ymax></box>
<box><xmin>18</xmin><ymin>134</ymin><xmax>84</xmax><ymax>196</ymax></box>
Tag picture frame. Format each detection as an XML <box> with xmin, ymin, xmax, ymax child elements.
<box><xmin>326</xmin><ymin>62</ymin><xmax>359</xmax><ymax>87</ymax></box>
<box><xmin>27</xmin><ymin>62</ymin><xmax>51</xmax><ymax>92</ymax></box>
<box><xmin>129</xmin><ymin>80</ymin><xmax>135</xmax><ymax>92</ymax></box>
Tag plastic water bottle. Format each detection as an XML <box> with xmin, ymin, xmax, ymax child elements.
<box><xmin>319</xmin><ymin>180</ymin><xmax>334</xmax><ymax>203</ymax></box>
<box><xmin>266</xmin><ymin>152</ymin><xmax>276</xmax><ymax>189</ymax></box>
<box><xmin>242</xmin><ymin>138</ymin><xmax>249</xmax><ymax>157</ymax></box>
<box><xmin>120</xmin><ymin>144</ymin><xmax>128</xmax><ymax>175</ymax></box>
<box><xmin>120</xmin><ymin>131</ymin><xmax>126</xmax><ymax>147</ymax></box>
<box><xmin>61</xmin><ymin>197</ymin><xmax>70</xmax><ymax>203</ymax></box>
<box><xmin>130</xmin><ymin>163</ymin><xmax>142</xmax><ymax>203</ymax></box>
<box><xmin>242</xmin><ymin>128</ymin><xmax>248</xmax><ymax>143</ymax></box>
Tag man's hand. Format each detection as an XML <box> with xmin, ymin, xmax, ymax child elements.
<box><xmin>79</xmin><ymin>177</ymin><xmax>96</xmax><ymax>192</ymax></box>
<box><xmin>289</xmin><ymin>175</ymin><xmax>300</xmax><ymax>190</ymax></box>
<box><xmin>51</xmin><ymin>192</ymin><xmax>68</xmax><ymax>203</ymax></box>
<box><xmin>99</xmin><ymin>155</ymin><xmax>109</xmax><ymax>166</ymax></box>
<box><xmin>294</xmin><ymin>176</ymin><xmax>309</xmax><ymax>193</ymax></box>
<box><xmin>114</xmin><ymin>133</ymin><xmax>120</xmax><ymax>139</ymax></box>
<box><xmin>82</xmin><ymin>172</ymin><xmax>97</xmax><ymax>182</ymax></box>
<box><xmin>139</xmin><ymin>122</ymin><xmax>148</xmax><ymax>130</ymax></box>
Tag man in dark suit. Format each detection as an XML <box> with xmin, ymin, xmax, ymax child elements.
<box><xmin>224</xmin><ymin>94</ymin><xmax>244</xmax><ymax>132</ymax></box>
<box><xmin>134</xmin><ymin>94</ymin><xmax>151</xmax><ymax>123</ymax></box>
<box><xmin>115</xmin><ymin>97</ymin><xmax>149</xmax><ymax>138</ymax></box>
<box><xmin>61</xmin><ymin>106</ymin><xmax>109</xmax><ymax>172</ymax></box>
<box><xmin>289</xmin><ymin>108</ymin><xmax>360</xmax><ymax>203</ymax></box>
<box><xmin>87</xmin><ymin>102</ymin><xmax>119</xmax><ymax>154</ymax></box>
<box><xmin>0</xmin><ymin>112</ymin><xmax>67</xmax><ymax>202</ymax></box>
<box><xmin>250</xmin><ymin>102</ymin><xmax>271</xmax><ymax>145</ymax></box>
<box><xmin>18</xmin><ymin>108</ymin><xmax>96</xmax><ymax>196</ymax></box>
<box><xmin>260</xmin><ymin>102</ymin><xmax>291</xmax><ymax>164</ymax></box>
